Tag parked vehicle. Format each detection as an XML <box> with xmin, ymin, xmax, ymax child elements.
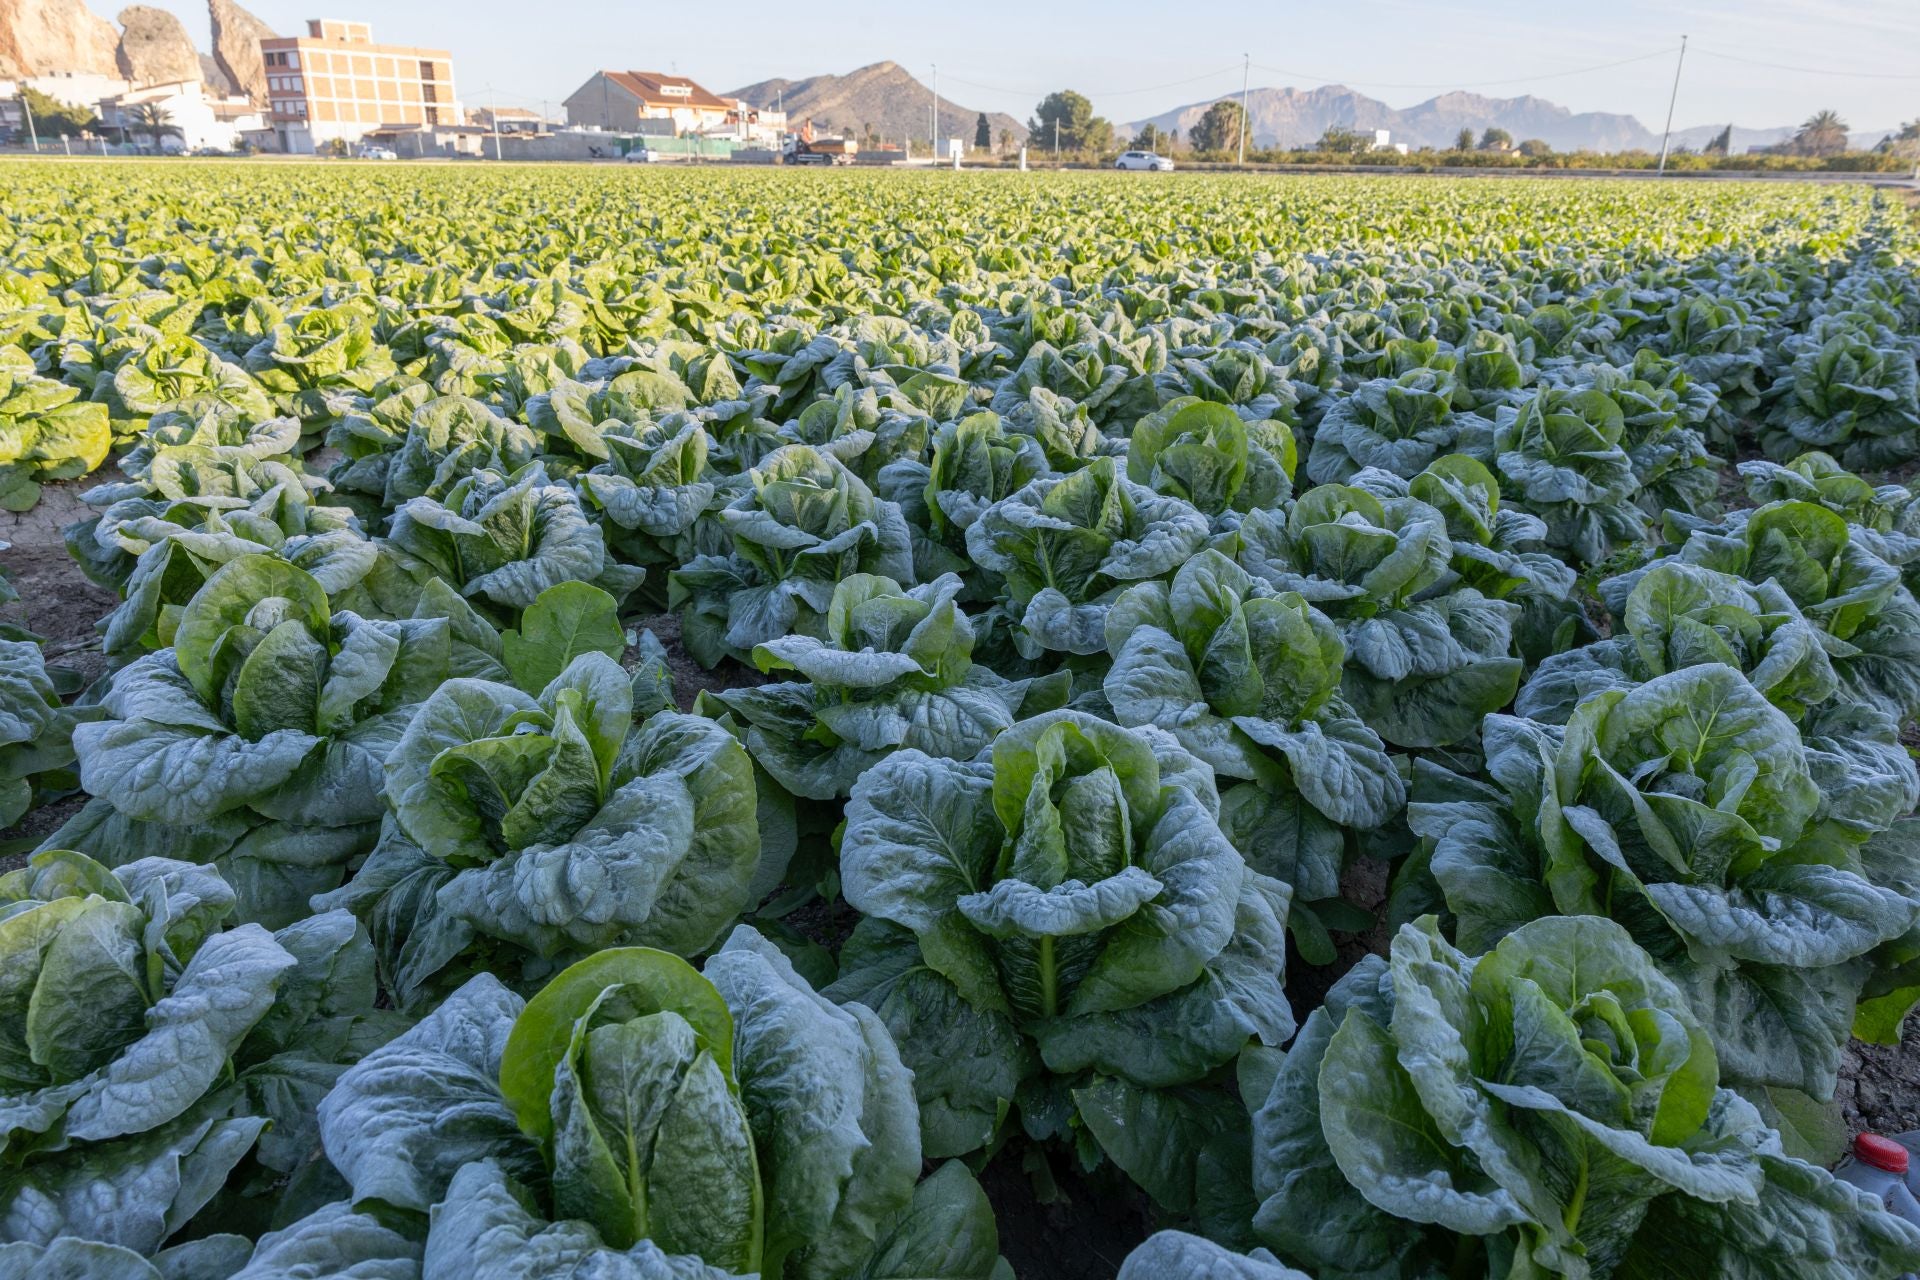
<box><xmin>1115</xmin><ymin>150</ymin><xmax>1175</xmax><ymax>171</ymax></box>
<box><xmin>357</xmin><ymin>145</ymin><xmax>397</xmax><ymax>160</ymax></box>
<box><xmin>783</xmin><ymin>134</ymin><xmax>857</xmax><ymax>166</ymax></box>
<box><xmin>624</xmin><ymin>147</ymin><xmax>659</xmax><ymax>163</ymax></box>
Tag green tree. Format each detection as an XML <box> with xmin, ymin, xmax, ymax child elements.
<box><xmin>1027</xmin><ymin>90</ymin><xmax>1112</xmax><ymax>156</ymax></box>
<box><xmin>130</xmin><ymin>101</ymin><xmax>177</xmax><ymax>154</ymax></box>
<box><xmin>1189</xmin><ymin>99</ymin><xmax>1247</xmax><ymax>155</ymax></box>
<box><xmin>1453</xmin><ymin>127</ymin><xmax>1474</xmax><ymax>151</ymax></box>
<box><xmin>1704</xmin><ymin>124</ymin><xmax>1733</xmax><ymax>157</ymax></box>
<box><xmin>1479</xmin><ymin>126</ymin><xmax>1513</xmax><ymax>151</ymax></box>
<box><xmin>1793</xmin><ymin>109</ymin><xmax>1849</xmax><ymax>157</ymax></box>
<box><xmin>20</xmin><ymin>87</ymin><xmax>97</xmax><ymax>140</ymax></box>
<box><xmin>1882</xmin><ymin>119</ymin><xmax>1920</xmax><ymax>160</ymax></box>
<box><xmin>1129</xmin><ymin>122</ymin><xmax>1170</xmax><ymax>152</ymax></box>
<box><xmin>1517</xmin><ymin>138</ymin><xmax>1553</xmax><ymax>158</ymax></box>
<box><xmin>1314</xmin><ymin>125</ymin><xmax>1369</xmax><ymax>154</ymax></box>
<box><xmin>997</xmin><ymin>126</ymin><xmax>1013</xmax><ymax>155</ymax></box>
<box><xmin>974</xmin><ymin>111</ymin><xmax>990</xmax><ymax>151</ymax></box>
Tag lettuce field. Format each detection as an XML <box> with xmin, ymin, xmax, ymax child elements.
<box><xmin>5</xmin><ymin>161</ymin><xmax>1920</xmax><ymax>1279</ymax></box>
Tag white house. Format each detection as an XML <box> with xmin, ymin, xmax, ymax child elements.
<box><xmin>97</xmin><ymin>81</ymin><xmax>266</xmax><ymax>153</ymax></box>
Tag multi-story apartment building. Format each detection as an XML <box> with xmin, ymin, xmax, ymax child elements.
<box><xmin>259</xmin><ymin>19</ymin><xmax>457</xmax><ymax>153</ymax></box>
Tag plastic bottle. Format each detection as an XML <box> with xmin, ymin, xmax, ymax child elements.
<box><xmin>1835</xmin><ymin>1133</ymin><xmax>1920</xmax><ymax>1236</ymax></box>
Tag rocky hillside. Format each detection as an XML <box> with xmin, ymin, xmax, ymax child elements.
<box><xmin>1129</xmin><ymin>84</ymin><xmax>1657</xmax><ymax>151</ymax></box>
<box><xmin>729</xmin><ymin>61</ymin><xmax>1027</xmax><ymax>150</ymax></box>
<box><xmin>0</xmin><ymin>0</ymin><xmax>119</xmax><ymax>78</ymax></box>
<box><xmin>1</xmin><ymin>0</ymin><xmax>275</xmax><ymax>98</ymax></box>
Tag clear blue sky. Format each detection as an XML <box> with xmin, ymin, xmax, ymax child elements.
<box><xmin>150</xmin><ymin>0</ymin><xmax>1916</xmax><ymax>133</ymax></box>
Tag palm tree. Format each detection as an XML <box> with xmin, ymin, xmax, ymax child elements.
<box><xmin>1794</xmin><ymin>109</ymin><xmax>1849</xmax><ymax>157</ymax></box>
<box><xmin>130</xmin><ymin>101</ymin><xmax>178</xmax><ymax>154</ymax></box>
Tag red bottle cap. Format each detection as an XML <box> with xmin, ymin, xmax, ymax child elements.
<box><xmin>1856</xmin><ymin>1134</ymin><xmax>1910</xmax><ymax>1174</ymax></box>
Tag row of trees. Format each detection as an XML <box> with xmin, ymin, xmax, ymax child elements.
<box><xmin>1014</xmin><ymin>89</ymin><xmax>1916</xmax><ymax>166</ymax></box>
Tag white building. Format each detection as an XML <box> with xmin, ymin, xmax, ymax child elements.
<box><xmin>1</xmin><ymin>72</ymin><xmax>133</xmax><ymax>140</ymax></box>
<box><xmin>97</xmin><ymin>81</ymin><xmax>267</xmax><ymax>153</ymax></box>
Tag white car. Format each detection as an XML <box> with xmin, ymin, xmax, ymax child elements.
<box><xmin>357</xmin><ymin>146</ymin><xmax>397</xmax><ymax>160</ymax></box>
<box><xmin>1115</xmin><ymin>150</ymin><xmax>1174</xmax><ymax>172</ymax></box>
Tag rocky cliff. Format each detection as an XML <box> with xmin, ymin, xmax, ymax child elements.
<box><xmin>115</xmin><ymin>4</ymin><xmax>200</xmax><ymax>85</ymax></box>
<box><xmin>208</xmin><ymin>0</ymin><xmax>273</xmax><ymax>106</ymax></box>
<box><xmin>0</xmin><ymin>0</ymin><xmax>119</xmax><ymax>79</ymax></box>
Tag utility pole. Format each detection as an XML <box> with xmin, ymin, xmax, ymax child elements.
<box><xmin>930</xmin><ymin>63</ymin><xmax>938</xmax><ymax>152</ymax></box>
<box><xmin>1053</xmin><ymin>116</ymin><xmax>1059</xmax><ymax>161</ymax></box>
<box><xmin>22</xmin><ymin>89</ymin><xmax>40</xmax><ymax>153</ymax></box>
<box><xmin>488</xmin><ymin>85</ymin><xmax>502</xmax><ymax>159</ymax></box>
<box><xmin>1238</xmin><ymin>52</ymin><xmax>1249</xmax><ymax>165</ymax></box>
<box><xmin>1656</xmin><ymin>35</ymin><xmax>1688</xmax><ymax>174</ymax></box>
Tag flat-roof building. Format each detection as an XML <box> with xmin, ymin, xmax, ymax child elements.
<box><xmin>259</xmin><ymin>19</ymin><xmax>457</xmax><ymax>153</ymax></box>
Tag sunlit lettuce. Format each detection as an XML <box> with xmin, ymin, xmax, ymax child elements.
<box><xmin>0</xmin><ymin>360</ymin><xmax>110</xmax><ymax>510</ymax></box>
<box><xmin>966</xmin><ymin>456</ymin><xmax>1210</xmax><ymax>657</ymax></box>
<box><xmin>1234</xmin><ymin>483</ymin><xmax>1523</xmax><ymax>748</ymax></box>
<box><xmin>576</xmin><ymin>414</ymin><xmax>722</xmax><ymax>576</ymax></box>
<box><xmin>878</xmin><ymin>410</ymin><xmax>1049</xmax><ymax>585</ymax></box>
<box><xmin>243</xmin><ymin>303</ymin><xmax>399</xmax><ymax>432</ymax></box>
<box><xmin>1615</xmin><ymin>499</ymin><xmax>1920</xmax><ymax>723</ymax></box>
<box><xmin>315</xmin><ymin>932</ymin><xmax>1007</xmax><ymax>1279</ymax></box>
<box><xmin>701</xmin><ymin>573</ymin><xmax>1067</xmax><ymax>800</ymax></box>
<box><xmin>830</xmin><ymin>710</ymin><xmax>1292</xmax><ymax>1208</ymax></box>
<box><xmin>1413</xmin><ymin>664</ymin><xmax>1920</xmax><ymax>1098</ymax></box>
<box><xmin>325</xmin><ymin>654</ymin><xmax>758</xmax><ymax>1006</ymax></box>
<box><xmin>72</xmin><ymin>555</ymin><xmax>447</xmax><ymax>920</ymax></box>
<box><xmin>0</xmin><ymin>850</ymin><xmax>401</xmax><ymax>1259</ymax></box>
<box><xmin>1249</xmin><ymin>915</ymin><xmax>1920</xmax><ymax>1280</ymax></box>
<box><xmin>94</xmin><ymin>333</ymin><xmax>274</xmax><ymax>437</ymax></box>
<box><xmin>670</xmin><ymin>444</ymin><xmax>915</xmax><ymax>668</ymax></box>
<box><xmin>1127</xmin><ymin>397</ymin><xmax>1296</xmax><ymax>520</ymax></box>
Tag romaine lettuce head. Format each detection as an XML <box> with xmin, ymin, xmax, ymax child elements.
<box><xmin>833</xmin><ymin>710</ymin><xmax>1292</xmax><ymax>1186</ymax></box>
<box><xmin>0</xmin><ymin>850</ymin><xmax>399</xmax><ymax>1258</ymax></box>
<box><xmin>1415</xmin><ymin>665</ymin><xmax>1920</xmax><ymax>1097</ymax></box>
<box><xmin>966</xmin><ymin>455</ymin><xmax>1210</xmax><ymax>656</ymax></box>
<box><xmin>1235</xmin><ymin>483</ymin><xmax>1523</xmax><ymax>748</ymax></box>
<box><xmin>1306</xmin><ymin>368</ymin><xmax>1493</xmax><ymax>487</ymax></box>
<box><xmin>1492</xmin><ymin>381</ymin><xmax>1648</xmax><ymax>565</ymax></box>
<box><xmin>72</xmin><ymin>555</ymin><xmax>442</xmax><ymax>930</ymax></box>
<box><xmin>1128</xmin><ymin>397</ymin><xmax>1295</xmax><ymax>518</ymax></box>
<box><xmin>386</xmin><ymin>461</ymin><xmax>644</xmax><ymax>615</ymax></box>
<box><xmin>669</xmin><ymin>443</ymin><xmax>915</xmax><ymax>668</ymax></box>
<box><xmin>0</xmin><ymin>362</ymin><xmax>111</xmax><ymax>511</ymax></box>
<box><xmin>1761</xmin><ymin>313</ymin><xmax>1920</xmax><ymax>470</ymax></box>
<box><xmin>352</xmin><ymin>653</ymin><xmax>759</xmax><ymax>988</ymax></box>
<box><xmin>703</xmin><ymin>572</ymin><xmax>1067</xmax><ymax>800</ymax></box>
<box><xmin>317</xmin><ymin>929</ymin><xmax>1005</xmax><ymax>1280</ymax></box>
<box><xmin>1249</xmin><ymin>914</ymin><xmax>1920</xmax><ymax>1280</ymax></box>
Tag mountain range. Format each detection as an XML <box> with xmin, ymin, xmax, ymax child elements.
<box><xmin>1124</xmin><ymin>84</ymin><xmax>1889</xmax><ymax>154</ymax></box>
<box><xmin>728</xmin><ymin>61</ymin><xmax>1028</xmax><ymax>149</ymax></box>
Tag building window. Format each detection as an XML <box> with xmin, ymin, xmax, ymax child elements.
<box><xmin>286</xmin><ymin>52</ymin><xmax>299</xmax><ymax>70</ymax></box>
<box><xmin>419</xmin><ymin>60</ymin><xmax>436</xmax><ymax>80</ymax></box>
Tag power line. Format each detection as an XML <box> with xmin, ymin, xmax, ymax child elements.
<box><xmin>1689</xmin><ymin>45</ymin><xmax>1920</xmax><ymax>80</ymax></box>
